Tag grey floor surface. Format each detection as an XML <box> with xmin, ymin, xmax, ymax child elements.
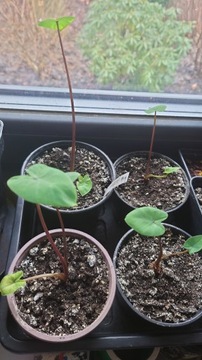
<box><xmin>0</xmin><ymin>344</ymin><xmax>34</xmax><ymax>359</ymax></box>
<box><xmin>0</xmin><ymin>345</ymin><xmax>90</xmax><ymax>359</ymax></box>
<box><xmin>1</xmin><ymin>345</ymin><xmax>202</xmax><ymax>360</ymax></box>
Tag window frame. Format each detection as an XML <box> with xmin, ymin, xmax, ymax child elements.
<box><xmin>1</xmin><ymin>84</ymin><xmax>202</xmax><ymax>164</ymax></box>
<box><xmin>0</xmin><ymin>84</ymin><xmax>202</xmax><ymax>117</ymax></box>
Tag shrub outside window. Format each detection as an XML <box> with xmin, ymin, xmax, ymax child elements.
<box><xmin>0</xmin><ymin>0</ymin><xmax>202</xmax><ymax>101</ymax></box>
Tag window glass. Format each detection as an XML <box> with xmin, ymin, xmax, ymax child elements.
<box><xmin>0</xmin><ymin>0</ymin><xmax>201</xmax><ymax>95</ymax></box>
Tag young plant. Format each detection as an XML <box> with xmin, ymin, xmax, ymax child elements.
<box><xmin>144</xmin><ymin>104</ymin><xmax>167</xmax><ymax>180</ymax></box>
<box><xmin>1</xmin><ymin>163</ymin><xmax>80</xmax><ymax>296</ymax></box>
<box><xmin>38</xmin><ymin>17</ymin><xmax>93</xmax><ymax>196</ymax></box>
<box><xmin>38</xmin><ymin>17</ymin><xmax>76</xmax><ymax>171</ymax></box>
<box><xmin>147</xmin><ymin>166</ymin><xmax>180</xmax><ymax>179</ymax></box>
<box><xmin>0</xmin><ymin>271</ymin><xmax>26</xmax><ymax>296</ymax></box>
<box><xmin>125</xmin><ymin>206</ymin><xmax>202</xmax><ymax>276</ymax></box>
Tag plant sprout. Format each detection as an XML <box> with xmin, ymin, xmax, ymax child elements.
<box><xmin>38</xmin><ymin>17</ymin><xmax>93</xmax><ymax>196</ymax></box>
<box><xmin>1</xmin><ymin>163</ymin><xmax>80</xmax><ymax>296</ymax></box>
<box><xmin>125</xmin><ymin>206</ymin><xmax>202</xmax><ymax>276</ymax></box>
<box><xmin>146</xmin><ymin>166</ymin><xmax>180</xmax><ymax>179</ymax></box>
<box><xmin>38</xmin><ymin>17</ymin><xmax>76</xmax><ymax>171</ymax></box>
<box><xmin>76</xmin><ymin>174</ymin><xmax>93</xmax><ymax>196</ymax></box>
<box><xmin>144</xmin><ymin>104</ymin><xmax>167</xmax><ymax>180</ymax></box>
<box><xmin>0</xmin><ymin>271</ymin><xmax>26</xmax><ymax>296</ymax></box>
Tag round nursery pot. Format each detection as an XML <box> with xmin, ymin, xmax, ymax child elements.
<box><xmin>106</xmin><ymin>347</ymin><xmax>160</xmax><ymax>360</ymax></box>
<box><xmin>113</xmin><ymin>224</ymin><xmax>202</xmax><ymax>327</ymax></box>
<box><xmin>21</xmin><ymin>140</ymin><xmax>116</xmax><ymax>219</ymax></box>
<box><xmin>0</xmin><ymin>120</ymin><xmax>5</xmax><ymax>208</ymax></box>
<box><xmin>190</xmin><ymin>176</ymin><xmax>202</xmax><ymax>234</ymax></box>
<box><xmin>7</xmin><ymin>228</ymin><xmax>116</xmax><ymax>342</ymax></box>
<box><xmin>0</xmin><ymin>120</ymin><xmax>6</xmax><ymax>277</ymax></box>
<box><xmin>114</xmin><ymin>151</ymin><xmax>190</xmax><ymax>216</ymax></box>
<box><xmin>191</xmin><ymin>176</ymin><xmax>202</xmax><ymax>215</ymax></box>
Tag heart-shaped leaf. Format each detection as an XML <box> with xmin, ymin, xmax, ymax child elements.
<box><xmin>163</xmin><ymin>166</ymin><xmax>180</xmax><ymax>175</ymax></box>
<box><xmin>145</xmin><ymin>104</ymin><xmax>167</xmax><ymax>114</ymax></box>
<box><xmin>76</xmin><ymin>174</ymin><xmax>92</xmax><ymax>196</ymax></box>
<box><xmin>125</xmin><ymin>206</ymin><xmax>168</xmax><ymax>237</ymax></box>
<box><xmin>67</xmin><ymin>171</ymin><xmax>80</xmax><ymax>182</ymax></box>
<box><xmin>38</xmin><ymin>17</ymin><xmax>75</xmax><ymax>31</ymax></box>
<box><xmin>7</xmin><ymin>164</ymin><xmax>77</xmax><ymax>208</ymax></box>
<box><xmin>0</xmin><ymin>271</ymin><xmax>26</xmax><ymax>296</ymax></box>
<box><xmin>183</xmin><ymin>235</ymin><xmax>202</xmax><ymax>254</ymax></box>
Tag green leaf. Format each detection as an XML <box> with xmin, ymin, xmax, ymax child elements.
<box><xmin>163</xmin><ymin>166</ymin><xmax>180</xmax><ymax>175</ymax></box>
<box><xmin>125</xmin><ymin>206</ymin><xmax>168</xmax><ymax>237</ymax></box>
<box><xmin>183</xmin><ymin>235</ymin><xmax>202</xmax><ymax>254</ymax></box>
<box><xmin>145</xmin><ymin>104</ymin><xmax>167</xmax><ymax>114</ymax></box>
<box><xmin>38</xmin><ymin>16</ymin><xmax>75</xmax><ymax>31</ymax></box>
<box><xmin>7</xmin><ymin>164</ymin><xmax>77</xmax><ymax>208</ymax></box>
<box><xmin>67</xmin><ymin>172</ymin><xmax>80</xmax><ymax>182</ymax></box>
<box><xmin>76</xmin><ymin>174</ymin><xmax>92</xmax><ymax>196</ymax></box>
<box><xmin>0</xmin><ymin>271</ymin><xmax>26</xmax><ymax>296</ymax></box>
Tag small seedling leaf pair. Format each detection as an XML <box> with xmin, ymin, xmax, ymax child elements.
<box><xmin>163</xmin><ymin>166</ymin><xmax>180</xmax><ymax>175</ymax></box>
<box><xmin>184</xmin><ymin>235</ymin><xmax>202</xmax><ymax>254</ymax></box>
<box><xmin>145</xmin><ymin>104</ymin><xmax>167</xmax><ymax>115</ymax></box>
<box><xmin>147</xmin><ymin>166</ymin><xmax>180</xmax><ymax>179</ymax></box>
<box><xmin>38</xmin><ymin>17</ymin><xmax>75</xmax><ymax>31</ymax></box>
<box><xmin>76</xmin><ymin>174</ymin><xmax>92</xmax><ymax>196</ymax></box>
<box><xmin>0</xmin><ymin>271</ymin><xmax>25</xmax><ymax>296</ymax></box>
<box><xmin>68</xmin><ymin>172</ymin><xmax>92</xmax><ymax>196</ymax></box>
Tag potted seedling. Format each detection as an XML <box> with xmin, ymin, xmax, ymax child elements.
<box><xmin>0</xmin><ymin>163</ymin><xmax>116</xmax><ymax>342</ymax></box>
<box><xmin>21</xmin><ymin>17</ymin><xmax>115</xmax><ymax>221</ymax></box>
<box><xmin>113</xmin><ymin>206</ymin><xmax>202</xmax><ymax>327</ymax></box>
<box><xmin>179</xmin><ymin>148</ymin><xmax>202</xmax><ymax>180</ymax></box>
<box><xmin>188</xmin><ymin>176</ymin><xmax>202</xmax><ymax>234</ymax></box>
<box><xmin>191</xmin><ymin>177</ymin><xmax>202</xmax><ymax>215</ymax></box>
<box><xmin>114</xmin><ymin>105</ymin><xmax>189</xmax><ymax>216</ymax></box>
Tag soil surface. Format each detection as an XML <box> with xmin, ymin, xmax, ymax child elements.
<box><xmin>15</xmin><ymin>235</ymin><xmax>109</xmax><ymax>336</ymax></box>
<box><xmin>195</xmin><ymin>187</ymin><xmax>202</xmax><ymax>208</ymax></box>
<box><xmin>181</xmin><ymin>151</ymin><xmax>202</xmax><ymax>177</ymax></box>
<box><xmin>156</xmin><ymin>347</ymin><xmax>202</xmax><ymax>360</ymax></box>
<box><xmin>116</xmin><ymin>227</ymin><xmax>202</xmax><ymax>324</ymax></box>
<box><xmin>115</xmin><ymin>153</ymin><xmax>188</xmax><ymax>212</ymax></box>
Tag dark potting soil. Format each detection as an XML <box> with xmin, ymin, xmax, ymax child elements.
<box><xmin>115</xmin><ymin>155</ymin><xmax>188</xmax><ymax>211</ymax></box>
<box><xmin>14</xmin><ymin>236</ymin><xmax>109</xmax><ymax>336</ymax></box>
<box><xmin>29</xmin><ymin>145</ymin><xmax>112</xmax><ymax>210</ymax></box>
<box><xmin>116</xmin><ymin>228</ymin><xmax>202</xmax><ymax>323</ymax></box>
<box><xmin>184</xmin><ymin>156</ymin><xmax>202</xmax><ymax>177</ymax></box>
<box><xmin>195</xmin><ymin>187</ymin><xmax>202</xmax><ymax>208</ymax></box>
<box><xmin>156</xmin><ymin>346</ymin><xmax>202</xmax><ymax>360</ymax></box>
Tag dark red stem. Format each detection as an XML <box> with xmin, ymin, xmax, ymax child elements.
<box><xmin>36</xmin><ymin>204</ymin><xmax>68</xmax><ymax>280</ymax></box>
<box><xmin>145</xmin><ymin>111</ymin><xmax>157</xmax><ymax>179</ymax></box>
<box><xmin>56</xmin><ymin>208</ymin><xmax>68</xmax><ymax>266</ymax></box>
<box><xmin>56</xmin><ymin>21</ymin><xmax>76</xmax><ymax>172</ymax></box>
<box><xmin>153</xmin><ymin>237</ymin><xmax>163</xmax><ymax>276</ymax></box>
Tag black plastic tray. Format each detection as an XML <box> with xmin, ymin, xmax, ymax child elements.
<box><xmin>2</xmin><ymin>180</ymin><xmax>202</xmax><ymax>354</ymax></box>
<box><xmin>189</xmin><ymin>177</ymin><xmax>202</xmax><ymax>234</ymax></box>
<box><xmin>179</xmin><ymin>149</ymin><xmax>202</xmax><ymax>179</ymax></box>
<box><xmin>0</xmin><ymin>202</ymin><xmax>13</xmax><ymax>278</ymax></box>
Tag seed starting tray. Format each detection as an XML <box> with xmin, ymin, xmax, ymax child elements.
<box><xmin>1</xmin><ymin>177</ymin><xmax>202</xmax><ymax>354</ymax></box>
